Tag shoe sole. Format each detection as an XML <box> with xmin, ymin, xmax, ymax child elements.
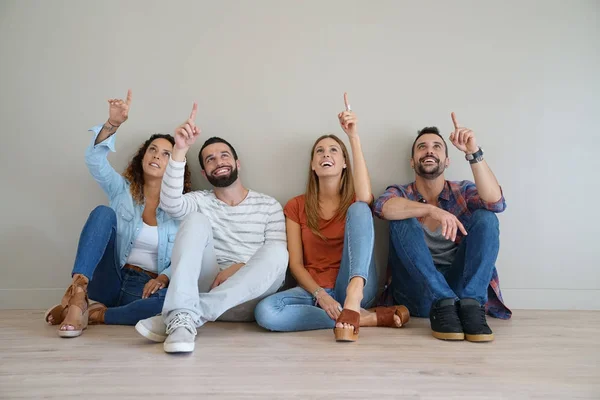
<box><xmin>57</xmin><ymin>328</ymin><xmax>85</xmax><ymax>338</ymax></box>
<box><xmin>164</xmin><ymin>342</ymin><xmax>195</xmax><ymax>353</ymax></box>
<box><xmin>334</xmin><ymin>328</ymin><xmax>358</xmax><ymax>342</ymax></box>
<box><xmin>432</xmin><ymin>331</ymin><xmax>465</xmax><ymax>341</ymax></box>
<box><xmin>465</xmin><ymin>333</ymin><xmax>494</xmax><ymax>342</ymax></box>
<box><xmin>135</xmin><ymin>321</ymin><xmax>167</xmax><ymax>343</ymax></box>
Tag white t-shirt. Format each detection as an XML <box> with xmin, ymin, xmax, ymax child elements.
<box><xmin>126</xmin><ymin>222</ymin><xmax>159</xmax><ymax>273</ymax></box>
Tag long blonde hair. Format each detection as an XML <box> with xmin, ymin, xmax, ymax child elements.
<box><xmin>305</xmin><ymin>134</ymin><xmax>355</xmax><ymax>239</ymax></box>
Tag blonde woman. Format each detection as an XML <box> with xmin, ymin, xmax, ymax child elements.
<box><xmin>255</xmin><ymin>94</ymin><xmax>409</xmax><ymax>342</ymax></box>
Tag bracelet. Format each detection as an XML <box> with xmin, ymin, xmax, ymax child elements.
<box><xmin>312</xmin><ymin>287</ymin><xmax>323</xmax><ymax>299</ymax></box>
<box><xmin>106</xmin><ymin>120</ymin><xmax>121</xmax><ymax>129</ymax></box>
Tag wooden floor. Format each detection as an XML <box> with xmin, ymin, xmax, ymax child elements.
<box><xmin>0</xmin><ymin>310</ymin><xmax>598</xmax><ymax>399</ymax></box>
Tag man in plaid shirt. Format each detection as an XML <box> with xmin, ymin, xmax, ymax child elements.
<box><xmin>373</xmin><ymin>113</ymin><xmax>510</xmax><ymax>342</ymax></box>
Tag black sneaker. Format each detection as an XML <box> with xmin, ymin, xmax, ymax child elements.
<box><xmin>458</xmin><ymin>298</ymin><xmax>494</xmax><ymax>342</ymax></box>
<box><xmin>429</xmin><ymin>298</ymin><xmax>464</xmax><ymax>341</ymax></box>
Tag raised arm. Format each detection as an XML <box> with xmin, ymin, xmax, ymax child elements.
<box><xmin>85</xmin><ymin>89</ymin><xmax>132</xmax><ymax>199</ymax></box>
<box><xmin>159</xmin><ymin>103</ymin><xmax>204</xmax><ymax>220</ymax></box>
<box><xmin>450</xmin><ymin>112</ymin><xmax>502</xmax><ymax>203</ymax></box>
<box><xmin>338</xmin><ymin>92</ymin><xmax>372</xmax><ymax>204</ymax></box>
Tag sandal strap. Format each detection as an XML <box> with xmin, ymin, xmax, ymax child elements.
<box><xmin>68</xmin><ymin>291</ymin><xmax>89</xmax><ymax>313</ymax></box>
<box><xmin>60</xmin><ymin>275</ymin><xmax>89</xmax><ymax>309</ymax></box>
<box><xmin>374</xmin><ymin>305</ymin><xmax>410</xmax><ymax>327</ymax></box>
<box><xmin>375</xmin><ymin>307</ymin><xmax>397</xmax><ymax>327</ymax></box>
<box><xmin>334</xmin><ymin>309</ymin><xmax>360</xmax><ymax>334</ymax></box>
<box><xmin>88</xmin><ymin>303</ymin><xmax>107</xmax><ymax>324</ymax></box>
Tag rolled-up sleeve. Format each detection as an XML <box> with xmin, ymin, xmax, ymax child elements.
<box><xmin>373</xmin><ymin>185</ymin><xmax>407</xmax><ymax>219</ymax></box>
<box><xmin>464</xmin><ymin>182</ymin><xmax>507</xmax><ymax>213</ymax></box>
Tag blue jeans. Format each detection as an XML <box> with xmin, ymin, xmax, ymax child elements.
<box><xmin>72</xmin><ymin>205</ymin><xmax>166</xmax><ymax>325</ymax></box>
<box><xmin>254</xmin><ymin>202</ymin><xmax>378</xmax><ymax>331</ymax></box>
<box><xmin>388</xmin><ymin>209</ymin><xmax>500</xmax><ymax>317</ymax></box>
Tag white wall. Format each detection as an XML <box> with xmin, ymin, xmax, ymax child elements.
<box><xmin>1</xmin><ymin>0</ymin><xmax>598</xmax><ymax>310</ymax></box>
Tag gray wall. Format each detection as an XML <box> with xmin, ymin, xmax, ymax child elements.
<box><xmin>1</xmin><ymin>0</ymin><xmax>598</xmax><ymax>309</ymax></box>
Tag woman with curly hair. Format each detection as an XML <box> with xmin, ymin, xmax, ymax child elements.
<box><xmin>45</xmin><ymin>90</ymin><xmax>192</xmax><ymax>337</ymax></box>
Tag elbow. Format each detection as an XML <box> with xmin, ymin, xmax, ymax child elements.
<box><xmin>355</xmin><ymin>191</ymin><xmax>373</xmax><ymax>205</ymax></box>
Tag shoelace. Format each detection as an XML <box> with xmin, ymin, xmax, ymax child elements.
<box><xmin>461</xmin><ymin>306</ymin><xmax>487</xmax><ymax>327</ymax></box>
<box><xmin>435</xmin><ymin>306</ymin><xmax>461</xmax><ymax>327</ymax></box>
<box><xmin>166</xmin><ymin>312</ymin><xmax>197</xmax><ymax>335</ymax></box>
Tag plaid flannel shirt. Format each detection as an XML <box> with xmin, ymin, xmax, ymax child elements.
<box><xmin>373</xmin><ymin>180</ymin><xmax>511</xmax><ymax>319</ymax></box>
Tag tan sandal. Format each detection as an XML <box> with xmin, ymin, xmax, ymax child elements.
<box><xmin>370</xmin><ymin>305</ymin><xmax>410</xmax><ymax>328</ymax></box>
<box><xmin>44</xmin><ymin>304</ymin><xmax>66</xmax><ymax>326</ymax></box>
<box><xmin>333</xmin><ymin>309</ymin><xmax>360</xmax><ymax>342</ymax></box>
<box><xmin>88</xmin><ymin>302</ymin><xmax>107</xmax><ymax>325</ymax></box>
<box><xmin>57</xmin><ymin>275</ymin><xmax>89</xmax><ymax>338</ymax></box>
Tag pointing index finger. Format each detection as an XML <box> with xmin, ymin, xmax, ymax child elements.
<box><xmin>126</xmin><ymin>89</ymin><xmax>132</xmax><ymax>105</ymax></box>
<box><xmin>451</xmin><ymin>112</ymin><xmax>460</xmax><ymax>129</ymax></box>
<box><xmin>344</xmin><ymin>92</ymin><xmax>351</xmax><ymax>111</ymax></box>
<box><xmin>190</xmin><ymin>102</ymin><xmax>198</xmax><ymax>120</ymax></box>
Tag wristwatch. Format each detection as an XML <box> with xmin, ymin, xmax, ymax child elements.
<box><xmin>465</xmin><ymin>147</ymin><xmax>484</xmax><ymax>164</ymax></box>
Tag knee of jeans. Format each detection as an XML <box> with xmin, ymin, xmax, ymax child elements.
<box><xmin>254</xmin><ymin>296</ymin><xmax>282</xmax><ymax>331</ymax></box>
<box><xmin>389</xmin><ymin>218</ymin><xmax>420</xmax><ymax>236</ymax></box>
<box><xmin>89</xmin><ymin>205</ymin><xmax>116</xmax><ymax>226</ymax></box>
<box><xmin>346</xmin><ymin>202</ymin><xmax>374</xmax><ymax>232</ymax></box>
<box><xmin>347</xmin><ymin>201</ymin><xmax>371</xmax><ymax>219</ymax></box>
<box><xmin>470</xmin><ymin>209</ymin><xmax>499</xmax><ymax>230</ymax></box>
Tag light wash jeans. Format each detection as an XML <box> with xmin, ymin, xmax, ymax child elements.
<box><xmin>254</xmin><ymin>202</ymin><xmax>378</xmax><ymax>332</ymax></box>
<box><xmin>162</xmin><ymin>212</ymin><xmax>288</xmax><ymax>327</ymax></box>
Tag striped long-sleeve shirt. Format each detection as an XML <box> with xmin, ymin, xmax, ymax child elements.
<box><xmin>160</xmin><ymin>158</ymin><xmax>287</xmax><ymax>268</ymax></box>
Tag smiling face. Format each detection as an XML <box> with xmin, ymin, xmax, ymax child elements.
<box><xmin>311</xmin><ymin>137</ymin><xmax>347</xmax><ymax>179</ymax></box>
<box><xmin>200</xmin><ymin>142</ymin><xmax>240</xmax><ymax>188</ymax></box>
<box><xmin>141</xmin><ymin>138</ymin><xmax>173</xmax><ymax>179</ymax></box>
<box><xmin>411</xmin><ymin>133</ymin><xmax>449</xmax><ymax>180</ymax></box>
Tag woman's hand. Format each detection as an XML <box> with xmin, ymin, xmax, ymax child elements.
<box><xmin>142</xmin><ymin>274</ymin><xmax>169</xmax><ymax>299</ymax></box>
<box><xmin>107</xmin><ymin>89</ymin><xmax>132</xmax><ymax>127</ymax></box>
<box><xmin>316</xmin><ymin>291</ymin><xmax>342</xmax><ymax>320</ymax></box>
<box><xmin>338</xmin><ymin>92</ymin><xmax>358</xmax><ymax>138</ymax></box>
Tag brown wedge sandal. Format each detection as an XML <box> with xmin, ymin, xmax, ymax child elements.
<box><xmin>88</xmin><ymin>302</ymin><xmax>107</xmax><ymax>325</ymax></box>
<box><xmin>57</xmin><ymin>275</ymin><xmax>90</xmax><ymax>338</ymax></box>
<box><xmin>44</xmin><ymin>304</ymin><xmax>67</xmax><ymax>326</ymax></box>
<box><xmin>333</xmin><ymin>309</ymin><xmax>360</xmax><ymax>342</ymax></box>
<box><xmin>370</xmin><ymin>305</ymin><xmax>410</xmax><ymax>328</ymax></box>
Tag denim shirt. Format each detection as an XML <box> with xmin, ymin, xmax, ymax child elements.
<box><xmin>85</xmin><ymin>124</ymin><xmax>178</xmax><ymax>279</ymax></box>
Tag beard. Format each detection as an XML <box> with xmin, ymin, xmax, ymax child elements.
<box><xmin>206</xmin><ymin>166</ymin><xmax>239</xmax><ymax>188</ymax></box>
<box><xmin>414</xmin><ymin>156</ymin><xmax>445</xmax><ymax>180</ymax></box>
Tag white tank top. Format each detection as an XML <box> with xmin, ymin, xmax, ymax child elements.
<box><xmin>126</xmin><ymin>222</ymin><xmax>159</xmax><ymax>273</ymax></box>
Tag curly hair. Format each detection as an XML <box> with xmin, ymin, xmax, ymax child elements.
<box><xmin>122</xmin><ymin>134</ymin><xmax>192</xmax><ymax>204</ymax></box>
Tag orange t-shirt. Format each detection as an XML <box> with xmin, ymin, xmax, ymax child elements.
<box><xmin>284</xmin><ymin>195</ymin><xmax>352</xmax><ymax>289</ymax></box>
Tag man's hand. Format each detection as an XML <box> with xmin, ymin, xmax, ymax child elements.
<box><xmin>338</xmin><ymin>92</ymin><xmax>358</xmax><ymax>138</ymax></box>
<box><xmin>449</xmin><ymin>112</ymin><xmax>478</xmax><ymax>154</ymax></box>
<box><xmin>428</xmin><ymin>206</ymin><xmax>468</xmax><ymax>242</ymax></box>
<box><xmin>210</xmin><ymin>263</ymin><xmax>245</xmax><ymax>290</ymax></box>
<box><xmin>107</xmin><ymin>89</ymin><xmax>132</xmax><ymax>127</ymax></box>
<box><xmin>142</xmin><ymin>274</ymin><xmax>169</xmax><ymax>299</ymax></box>
<box><xmin>316</xmin><ymin>291</ymin><xmax>342</xmax><ymax>320</ymax></box>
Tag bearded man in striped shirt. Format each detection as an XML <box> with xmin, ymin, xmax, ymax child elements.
<box><xmin>136</xmin><ymin>103</ymin><xmax>288</xmax><ymax>353</ymax></box>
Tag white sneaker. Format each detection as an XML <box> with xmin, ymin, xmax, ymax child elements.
<box><xmin>163</xmin><ymin>312</ymin><xmax>197</xmax><ymax>353</ymax></box>
<box><xmin>135</xmin><ymin>315</ymin><xmax>167</xmax><ymax>343</ymax></box>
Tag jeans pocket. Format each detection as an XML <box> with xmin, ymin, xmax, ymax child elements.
<box><xmin>121</xmin><ymin>269</ymin><xmax>149</xmax><ymax>299</ymax></box>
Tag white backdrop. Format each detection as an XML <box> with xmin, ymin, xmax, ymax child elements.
<box><xmin>0</xmin><ymin>0</ymin><xmax>598</xmax><ymax>309</ymax></box>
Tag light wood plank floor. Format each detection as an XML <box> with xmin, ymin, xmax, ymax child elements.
<box><xmin>0</xmin><ymin>310</ymin><xmax>598</xmax><ymax>399</ymax></box>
